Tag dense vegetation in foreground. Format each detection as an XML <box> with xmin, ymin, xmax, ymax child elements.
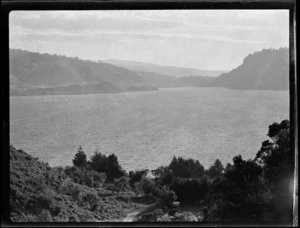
<box><xmin>10</xmin><ymin>120</ymin><xmax>294</xmax><ymax>224</ymax></box>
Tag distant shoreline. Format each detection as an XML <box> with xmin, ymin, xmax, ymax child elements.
<box><xmin>10</xmin><ymin>85</ymin><xmax>289</xmax><ymax>97</ymax></box>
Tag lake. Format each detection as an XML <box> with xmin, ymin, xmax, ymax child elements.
<box><xmin>10</xmin><ymin>87</ymin><xmax>289</xmax><ymax>171</ymax></box>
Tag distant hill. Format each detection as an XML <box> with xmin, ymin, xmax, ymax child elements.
<box><xmin>170</xmin><ymin>76</ymin><xmax>215</xmax><ymax>87</ymax></box>
<box><xmin>212</xmin><ymin>48</ymin><xmax>289</xmax><ymax>90</ymax></box>
<box><xmin>104</xmin><ymin>59</ymin><xmax>227</xmax><ymax>77</ymax></box>
<box><xmin>9</xmin><ymin>49</ymin><xmax>157</xmax><ymax>95</ymax></box>
<box><xmin>8</xmin><ymin>49</ymin><xmax>223</xmax><ymax>96</ymax></box>
<box><xmin>135</xmin><ymin>71</ymin><xmax>174</xmax><ymax>87</ymax></box>
<box><xmin>10</xmin><ymin>49</ymin><xmax>148</xmax><ymax>87</ymax></box>
<box><xmin>9</xmin><ymin>48</ymin><xmax>289</xmax><ymax>96</ymax></box>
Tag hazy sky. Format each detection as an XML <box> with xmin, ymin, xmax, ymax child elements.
<box><xmin>10</xmin><ymin>10</ymin><xmax>289</xmax><ymax>70</ymax></box>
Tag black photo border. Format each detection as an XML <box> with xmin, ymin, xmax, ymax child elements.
<box><xmin>1</xmin><ymin>0</ymin><xmax>297</xmax><ymax>227</ymax></box>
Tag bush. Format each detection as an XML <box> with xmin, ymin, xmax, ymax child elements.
<box><xmin>79</xmin><ymin>191</ymin><xmax>99</xmax><ymax>210</ymax></box>
<box><xmin>129</xmin><ymin>169</ymin><xmax>149</xmax><ymax>187</ymax></box>
<box><xmin>37</xmin><ymin>210</ymin><xmax>53</xmax><ymax>222</ymax></box>
<box><xmin>64</xmin><ymin>166</ymin><xmax>106</xmax><ymax>188</ymax></box>
<box><xmin>170</xmin><ymin>177</ymin><xmax>209</xmax><ymax>203</ymax></box>
<box><xmin>173</xmin><ymin>212</ymin><xmax>199</xmax><ymax>222</ymax></box>
<box><xmin>157</xmin><ymin>185</ymin><xmax>177</xmax><ymax>208</ymax></box>
<box><xmin>69</xmin><ymin>214</ymin><xmax>80</xmax><ymax>222</ymax></box>
<box><xmin>139</xmin><ymin>177</ymin><xmax>159</xmax><ymax>196</ymax></box>
<box><xmin>138</xmin><ymin>209</ymin><xmax>164</xmax><ymax>222</ymax></box>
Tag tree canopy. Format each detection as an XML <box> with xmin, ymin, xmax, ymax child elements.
<box><xmin>72</xmin><ymin>146</ymin><xmax>87</xmax><ymax>167</ymax></box>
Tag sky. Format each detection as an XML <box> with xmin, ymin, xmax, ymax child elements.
<box><xmin>9</xmin><ymin>10</ymin><xmax>289</xmax><ymax>70</ymax></box>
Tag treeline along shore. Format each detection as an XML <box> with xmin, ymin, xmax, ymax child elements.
<box><xmin>10</xmin><ymin>120</ymin><xmax>294</xmax><ymax>224</ymax></box>
<box><xmin>10</xmin><ymin>47</ymin><xmax>289</xmax><ymax>96</ymax></box>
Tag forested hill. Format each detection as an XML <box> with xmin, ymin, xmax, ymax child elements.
<box><xmin>212</xmin><ymin>47</ymin><xmax>289</xmax><ymax>90</ymax></box>
<box><xmin>9</xmin><ymin>49</ymin><xmax>158</xmax><ymax>95</ymax></box>
<box><xmin>10</xmin><ymin>49</ymin><xmax>147</xmax><ymax>87</ymax></box>
<box><xmin>9</xmin><ymin>47</ymin><xmax>289</xmax><ymax>96</ymax></box>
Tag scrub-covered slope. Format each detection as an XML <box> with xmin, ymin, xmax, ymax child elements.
<box><xmin>9</xmin><ymin>146</ymin><xmax>153</xmax><ymax>222</ymax></box>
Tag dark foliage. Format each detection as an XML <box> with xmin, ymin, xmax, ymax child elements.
<box><xmin>206</xmin><ymin>119</ymin><xmax>293</xmax><ymax>224</ymax></box>
<box><xmin>170</xmin><ymin>177</ymin><xmax>210</xmax><ymax>203</ymax></box>
<box><xmin>168</xmin><ymin>156</ymin><xmax>205</xmax><ymax>178</ymax></box>
<box><xmin>72</xmin><ymin>146</ymin><xmax>87</xmax><ymax>167</ymax></box>
<box><xmin>255</xmin><ymin>119</ymin><xmax>293</xmax><ymax>223</ymax></box>
<box><xmin>206</xmin><ymin>159</ymin><xmax>224</xmax><ymax>180</ymax></box>
<box><xmin>136</xmin><ymin>177</ymin><xmax>176</xmax><ymax>208</ymax></box>
<box><xmin>9</xmin><ymin>146</ymin><xmax>154</xmax><ymax>222</ymax></box>
<box><xmin>89</xmin><ymin>151</ymin><xmax>125</xmax><ymax>181</ymax></box>
<box><xmin>10</xmin><ymin>119</ymin><xmax>293</xmax><ymax>223</ymax></box>
<box><xmin>64</xmin><ymin>166</ymin><xmax>106</xmax><ymax>188</ymax></box>
<box><xmin>90</xmin><ymin>151</ymin><xmax>108</xmax><ymax>174</ymax></box>
<box><xmin>129</xmin><ymin>169</ymin><xmax>149</xmax><ymax>187</ymax></box>
<box><xmin>151</xmin><ymin>166</ymin><xmax>174</xmax><ymax>186</ymax></box>
<box><xmin>107</xmin><ymin>154</ymin><xmax>126</xmax><ymax>181</ymax></box>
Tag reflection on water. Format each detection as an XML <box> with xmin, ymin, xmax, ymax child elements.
<box><xmin>10</xmin><ymin>87</ymin><xmax>289</xmax><ymax>171</ymax></box>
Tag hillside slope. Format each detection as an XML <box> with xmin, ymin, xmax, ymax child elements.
<box><xmin>9</xmin><ymin>146</ymin><xmax>154</xmax><ymax>222</ymax></box>
<box><xmin>212</xmin><ymin>48</ymin><xmax>289</xmax><ymax>90</ymax></box>
<box><xmin>9</xmin><ymin>48</ymin><xmax>289</xmax><ymax>95</ymax></box>
<box><xmin>10</xmin><ymin>49</ymin><xmax>146</xmax><ymax>88</ymax></box>
<box><xmin>9</xmin><ymin>49</ymin><xmax>160</xmax><ymax>95</ymax></box>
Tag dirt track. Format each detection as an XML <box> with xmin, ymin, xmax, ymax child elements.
<box><xmin>123</xmin><ymin>203</ymin><xmax>156</xmax><ymax>222</ymax></box>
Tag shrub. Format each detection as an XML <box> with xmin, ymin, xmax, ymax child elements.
<box><xmin>139</xmin><ymin>177</ymin><xmax>159</xmax><ymax>196</ymax></box>
<box><xmin>170</xmin><ymin>177</ymin><xmax>209</xmax><ymax>203</ymax></box>
<box><xmin>157</xmin><ymin>185</ymin><xmax>177</xmax><ymax>208</ymax></box>
<box><xmin>37</xmin><ymin>210</ymin><xmax>53</xmax><ymax>222</ymax></box>
<box><xmin>129</xmin><ymin>169</ymin><xmax>149</xmax><ymax>187</ymax></box>
<box><xmin>37</xmin><ymin>193</ymin><xmax>52</xmax><ymax>209</ymax></box>
<box><xmin>138</xmin><ymin>209</ymin><xmax>164</xmax><ymax>222</ymax></box>
<box><xmin>69</xmin><ymin>214</ymin><xmax>80</xmax><ymax>222</ymax></box>
<box><xmin>173</xmin><ymin>212</ymin><xmax>198</xmax><ymax>222</ymax></box>
<box><xmin>79</xmin><ymin>191</ymin><xmax>99</xmax><ymax>210</ymax></box>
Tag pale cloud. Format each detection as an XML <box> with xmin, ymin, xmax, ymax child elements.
<box><xmin>9</xmin><ymin>10</ymin><xmax>289</xmax><ymax>70</ymax></box>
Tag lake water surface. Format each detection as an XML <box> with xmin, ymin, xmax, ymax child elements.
<box><xmin>10</xmin><ymin>87</ymin><xmax>289</xmax><ymax>171</ymax></box>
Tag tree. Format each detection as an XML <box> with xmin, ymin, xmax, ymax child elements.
<box><xmin>115</xmin><ymin>176</ymin><xmax>130</xmax><ymax>193</ymax></box>
<box><xmin>207</xmin><ymin>120</ymin><xmax>293</xmax><ymax>223</ymax></box>
<box><xmin>209</xmin><ymin>155</ymin><xmax>266</xmax><ymax>222</ymax></box>
<box><xmin>90</xmin><ymin>151</ymin><xmax>108</xmax><ymax>174</ymax></box>
<box><xmin>168</xmin><ymin>156</ymin><xmax>204</xmax><ymax>178</ymax></box>
<box><xmin>255</xmin><ymin>119</ymin><xmax>293</xmax><ymax>223</ymax></box>
<box><xmin>139</xmin><ymin>177</ymin><xmax>159</xmax><ymax>196</ymax></box>
<box><xmin>207</xmin><ymin>159</ymin><xmax>224</xmax><ymax>179</ymax></box>
<box><xmin>129</xmin><ymin>169</ymin><xmax>149</xmax><ymax>187</ymax></box>
<box><xmin>152</xmin><ymin>166</ymin><xmax>174</xmax><ymax>185</ymax></box>
<box><xmin>157</xmin><ymin>185</ymin><xmax>177</xmax><ymax>208</ymax></box>
<box><xmin>107</xmin><ymin>153</ymin><xmax>125</xmax><ymax>181</ymax></box>
<box><xmin>72</xmin><ymin>146</ymin><xmax>87</xmax><ymax>167</ymax></box>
